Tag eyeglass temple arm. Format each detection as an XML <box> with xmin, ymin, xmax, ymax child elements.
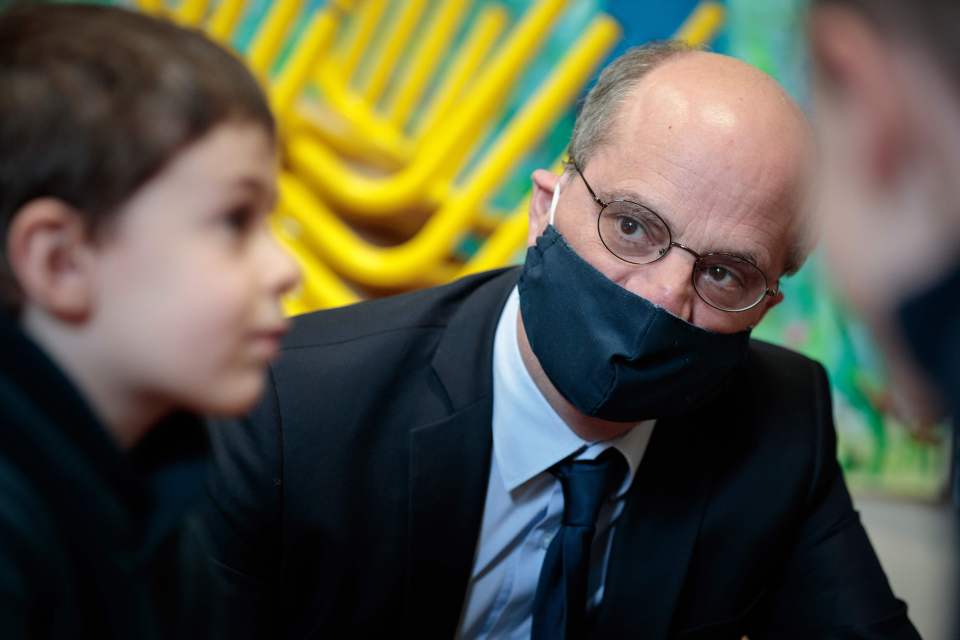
<box><xmin>567</xmin><ymin>158</ymin><xmax>606</xmax><ymax>208</ymax></box>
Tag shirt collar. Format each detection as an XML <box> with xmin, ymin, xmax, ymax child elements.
<box><xmin>491</xmin><ymin>287</ymin><xmax>655</xmax><ymax>494</ymax></box>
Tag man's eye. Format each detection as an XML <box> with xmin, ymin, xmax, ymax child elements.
<box><xmin>707</xmin><ymin>266</ymin><xmax>730</xmax><ymax>282</ymax></box>
<box><xmin>617</xmin><ymin>215</ymin><xmax>645</xmax><ymax>237</ymax></box>
<box><xmin>703</xmin><ymin>265</ymin><xmax>746</xmax><ymax>290</ymax></box>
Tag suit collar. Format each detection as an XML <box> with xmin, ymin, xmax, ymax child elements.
<box><xmin>430</xmin><ymin>267</ymin><xmax>520</xmax><ymax>411</ymax></box>
<box><xmin>407</xmin><ymin>399</ymin><xmax>494</xmax><ymax>637</ymax></box>
<box><xmin>490</xmin><ymin>285</ymin><xmax>586</xmax><ymax>490</ymax></box>
<box><xmin>406</xmin><ymin>268</ymin><xmax>519</xmax><ymax>635</ymax></box>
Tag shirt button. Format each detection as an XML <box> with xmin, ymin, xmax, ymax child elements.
<box><xmin>540</xmin><ymin>533</ymin><xmax>553</xmax><ymax>549</ymax></box>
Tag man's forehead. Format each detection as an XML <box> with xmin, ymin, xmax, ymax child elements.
<box><xmin>608</xmin><ymin>52</ymin><xmax>809</xmax><ymax>164</ymax></box>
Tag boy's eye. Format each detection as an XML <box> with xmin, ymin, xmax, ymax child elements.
<box><xmin>222</xmin><ymin>206</ymin><xmax>256</xmax><ymax>233</ymax></box>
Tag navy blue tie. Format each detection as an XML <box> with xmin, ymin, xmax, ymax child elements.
<box><xmin>531</xmin><ymin>448</ymin><xmax>628</xmax><ymax>640</ymax></box>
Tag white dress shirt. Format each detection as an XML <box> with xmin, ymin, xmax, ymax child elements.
<box><xmin>456</xmin><ymin>287</ymin><xmax>656</xmax><ymax>639</ymax></box>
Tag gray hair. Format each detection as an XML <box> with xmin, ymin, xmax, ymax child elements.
<box><xmin>568</xmin><ymin>41</ymin><xmax>695</xmax><ymax>169</ymax></box>
<box><xmin>567</xmin><ymin>41</ymin><xmax>812</xmax><ymax>277</ymax></box>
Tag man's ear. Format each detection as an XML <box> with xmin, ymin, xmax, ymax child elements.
<box><xmin>765</xmin><ymin>289</ymin><xmax>785</xmax><ymax>313</ymax></box>
<box><xmin>750</xmin><ymin>288</ymin><xmax>784</xmax><ymax>329</ymax></box>
<box><xmin>6</xmin><ymin>198</ymin><xmax>95</xmax><ymax>322</ymax></box>
<box><xmin>527</xmin><ymin>169</ymin><xmax>561</xmax><ymax>247</ymax></box>
<box><xmin>809</xmin><ymin>5</ymin><xmax>910</xmax><ymax>185</ymax></box>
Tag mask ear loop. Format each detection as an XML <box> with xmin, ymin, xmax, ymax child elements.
<box><xmin>547</xmin><ymin>181</ymin><xmax>561</xmax><ymax>226</ymax></box>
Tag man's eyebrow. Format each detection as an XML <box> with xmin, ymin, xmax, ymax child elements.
<box><xmin>599</xmin><ymin>187</ymin><xmax>671</xmax><ymax>219</ymax></box>
<box><xmin>601</xmin><ymin>187</ymin><xmax>655</xmax><ymax>207</ymax></box>
<box><xmin>709</xmin><ymin>248</ymin><xmax>761</xmax><ymax>266</ymax></box>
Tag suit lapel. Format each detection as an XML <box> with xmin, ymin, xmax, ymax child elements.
<box><xmin>407</xmin><ymin>400</ymin><xmax>493</xmax><ymax>637</ymax></box>
<box><xmin>592</xmin><ymin>408</ymin><xmax>721</xmax><ymax>639</ymax></box>
<box><xmin>406</xmin><ymin>268</ymin><xmax>520</xmax><ymax>636</ymax></box>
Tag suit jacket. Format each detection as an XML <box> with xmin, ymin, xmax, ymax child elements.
<box><xmin>202</xmin><ymin>267</ymin><xmax>919</xmax><ymax>639</ymax></box>
<box><xmin>0</xmin><ymin>312</ymin><xmax>216</xmax><ymax>639</ymax></box>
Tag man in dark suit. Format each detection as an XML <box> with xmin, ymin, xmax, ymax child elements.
<box><xmin>202</xmin><ymin>44</ymin><xmax>920</xmax><ymax>638</ymax></box>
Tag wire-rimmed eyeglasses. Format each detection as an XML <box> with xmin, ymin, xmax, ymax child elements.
<box><xmin>570</xmin><ymin>160</ymin><xmax>779</xmax><ymax>313</ymax></box>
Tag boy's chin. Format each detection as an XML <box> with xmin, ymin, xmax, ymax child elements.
<box><xmin>187</xmin><ymin>371</ymin><xmax>268</xmax><ymax>418</ymax></box>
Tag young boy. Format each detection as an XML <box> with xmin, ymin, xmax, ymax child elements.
<box><xmin>0</xmin><ymin>4</ymin><xmax>299</xmax><ymax>638</ymax></box>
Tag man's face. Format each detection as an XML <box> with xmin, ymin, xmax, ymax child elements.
<box><xmin>535</xmin><ymin>53</ymin><xmax>809</xmax><ymax>334</ymax></box>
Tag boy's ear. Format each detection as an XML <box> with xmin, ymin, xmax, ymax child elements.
<box><xmin>528</xmin><ymin>169</ymin><xmax>561</xmax><ymax>247</ymax></box>
<box><xmin>6</xmin><ymin>198</ymin><xmax>95</xmax><ymax>322</ymax></box>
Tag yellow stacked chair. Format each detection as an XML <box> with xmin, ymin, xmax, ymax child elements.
<box><xmin>134</xmin><ymin>0</ymin><xmax>726</xmax><ymax>314</ymax></box>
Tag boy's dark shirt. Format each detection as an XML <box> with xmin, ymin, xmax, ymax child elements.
<box><xmin>0</xmin><ymin>311</ymin><xmax>215</xmax><ymax>639</ymax></box>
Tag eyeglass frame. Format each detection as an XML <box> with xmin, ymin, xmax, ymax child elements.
<box><xmin>567</xmin><ymin>159</ymin><xmax>780</xmax><ymax>313</ymax></box>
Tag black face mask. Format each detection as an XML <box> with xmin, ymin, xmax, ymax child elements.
<box><xmin>897</xmin><ymin>255</ymin><xmax>960</xmax><ymax>419</ymax></box>
<box><xmin>518</xmin><ymin>225</ymin><xmax>752</xmax><ymax>422</ymax></box>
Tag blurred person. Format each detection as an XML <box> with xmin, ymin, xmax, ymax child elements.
<box><xmin>0</xmin><ymin>4</ymin><xmax>299</xmax><ymax>639</ymax></box>
<box><xmin>203</xmin><ymin>44</ymin><xmax>919</xmax><ymax>638</ymax></box>
<box><xmin>810</xmin><ymin>4</ymin><xmax>960</xmax><ymax>636</ymax></box>
<box><xmin>808</xmin><ymin>0</ymin><xmax>960</xmax><ymax>433</ymax></box>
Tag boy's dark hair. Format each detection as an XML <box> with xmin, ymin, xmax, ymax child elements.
<box><xmin>0</xmin><ymin>3</ymin><xmax>275</xmax><ymax>311</ymax></box>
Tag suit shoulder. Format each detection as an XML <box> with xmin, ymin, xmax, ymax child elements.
<box><xmin>746</xmin><ymin>339</ymin><xmax>828</xmax><ymax>387</ymax></box>
<box><xmin>0</xmin><ymin>454</ymin><xmax>58</xmax><ymax>565</ymax></box>
<box><xmin>737</xmin><ymin>339</ymin><xmax>833</xmax><ymax>447</ymax></box>
<box><xmin>279</xmin><ymin>268</ymin><xmax>518</xmax><ymax>352</ymax></box>
<box><xmin>706</xmin><ymin>341</ymin><xmax>836</xmax><ymax>502</ymax></box>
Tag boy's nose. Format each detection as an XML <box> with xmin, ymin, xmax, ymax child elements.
<box><xmin>264</xmin><ymin>232</ymin><xmax>301</xmax><ymax>297</ymax></box>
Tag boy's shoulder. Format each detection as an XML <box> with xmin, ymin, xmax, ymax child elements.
<box><xmin>0</xmin><ymin>432</ymin><xmax>71</xmax><ymax>607</ymax></box>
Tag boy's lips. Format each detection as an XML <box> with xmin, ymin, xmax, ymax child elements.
<box><xmin>254</xmin><ymin>323</ymin><xmax>289</xmax><ymax>339</ymax></box>
<box><xmin>249</xmin><ymin>323</ymin><xmax>290</xmax><ymax>356</ymax></box>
